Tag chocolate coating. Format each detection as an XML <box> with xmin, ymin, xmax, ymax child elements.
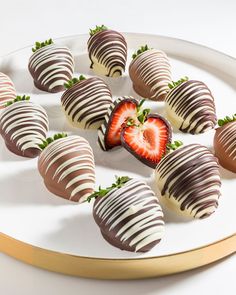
<box><xmin>93</xmin><ymin>178</ymin><xmax>164</xmax><ymax>252</ymax></box>
<box><xmin>165</xmin><ymin>80</ymin><xmax>217</xmax><ymax>134</ymax></box>
<box><xmin>88</xmin><ymin>30</ymin><xmax>127</xmax><ymax>77</ymax></box>
<box><xmin>28</xmin><ymin>44</ymin><xmax>74</xmax><ymax>93</ymax></box>
<box><xmin>0</xmin><ymin>72</ymin><xmax>16</xmax><ymax>109</ymax></box>
<box><xmin>214</xmin><ymin>121</ymin><xmax>236</xmax><ymax>173</ymax></box>
<box><xmin>38</xmin><ymin>135</ymin><xmax>95</xmax><ymax>202</ymax></box>
<box><xmin>129</xmin><ymin>49</ymin><xmax>172</xmax><ymax>101</ymax></box>
<box><xmin>155</xmin><ymin>144</ymin><xmax>221</xmax><ymax>219</ymax></box>
<box><xmin>61</xmin><ymin>77</ymin><xmax>112</xmax><ymax>129</ymax></box>
<box><xmin>98</xmin><ymin>96</ymin><xmax>138</xmax><ymax>150</ymax></box>
<box><xmin>0</xmin><ymin>101</ymin><xmax>48</xmax><ymax>158</ymax></box>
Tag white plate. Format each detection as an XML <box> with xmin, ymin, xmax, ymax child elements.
<box><xmin>0</xmin><ymin>33</ymin><xmax>235</xmax><ymax>260</ymax></box>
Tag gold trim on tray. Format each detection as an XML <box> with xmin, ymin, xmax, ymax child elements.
<box><xmin>0</xmin><ymin>232</ymin><xmax>235</xmax><ymax>279</ymax></box>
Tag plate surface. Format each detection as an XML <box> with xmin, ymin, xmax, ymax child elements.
<box><xmin>0</xmin><ymin>33</ymin><xmax>235</xmax><ymax>278</ymax></box>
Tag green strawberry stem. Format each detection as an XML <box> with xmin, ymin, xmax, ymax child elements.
<box><xmin>87</xmin><ymin>176</ymin><xmax>131</xmax><ymax>203</ymax></box>
<box><xmin>89</xmin><ymin>25</ymin><xmax>108</xmax><ymax>36</ymax></box>
<box><xmin>168</xmin><ymin>76</ymin><xmax>189</xmax><ymax>90</ymax></box>
<box><xmin>218</xmin><ymin>114</ymin><xmax>236</xmax><ymax>127</ymax></box>
<box><xmin>5</xmin><ymin>95</ymin><xmax>30</xmax><ymax>107</ymax></box>
<box><xmin>64</xmin><ymin>75</ymin><xmax>86</xmax><ymax>89</ymax></box>
<box><xmin>32</xmin><ymin>38</ymin><xmax>53</xmax><ymax>52</ymax></box>
<box><xmin>38</xmin><ymin>133</ymin><xmax>68</xmax><ymax>150</ymax></box>
<box><xmin>132</xmin><ymin>45</ymin><xmax>150</xmax><ymax>59</ymax></box>
<box><xmin>126</xmin><ymin>99</ymin><xmax>150</xmax><ymax>126</ymax></box>
<box><xmin>166</xmin><ymin>140</ymin><xmax>183</xmax><ymax>152</ymax></box>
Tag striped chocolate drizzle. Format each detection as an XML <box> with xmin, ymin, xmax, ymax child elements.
<box><xmin>38</xmin><ymin>135</ymin><xmax>95</xmax><ymax>202</ymax></box>
<box><xmin>88</xmin><ymin>30</ymin><xmax>127</xmax><ymax>77</ymax></box>
<box><xmin>28</xmin><ymin>44</ymin><xmax>74</xmax><ymax>93</ymax></box>
<box><xmin>155</xmin><ymin>144</ymin><xmax>221</xmax><ymax>219</ymax></box>
<box><xmin>0</xmin><ymin>101</ymin><xmax>48</xmax><ymax>157</ymax></box>
<box><xmin>93</xmin><ymin>179</ymin><xmax>164</xmax><ymax>252</ymax></box>
<box><xmin>129</xmin><ymin>49</ymin><xmax>171</xmax><ymax>101</ymax></box>
<box><xmin>97</xmin><ymin>96</ymin><xmax>137</xmax><ymax>151</ymax></box>
<box><xmin>165</xmin><ymin>80</ymin><xmax>217</xmax><ymax>134</ymax></box>
<box><xmin>61</xmin><ymin>77</ymin><xmax>112</xmax><ymax>129</ymax></box>
<box><xmin>0</xmin><ymin>72</ymin><xmax>16</xmax><ymax>109</ymax></box>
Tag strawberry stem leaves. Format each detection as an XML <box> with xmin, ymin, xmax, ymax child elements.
<box><xmin>126</xmin><ymin>99</ymin><xmax>150</xmax><ymax>127</ymax></box>
<box><xmin>32</xmin><ymin>38</ymin><xmax>53</xmax><ymax>52</ymax></box>
<box><xmin>132</xmin><ymin>45</ymin><xmax>150</xmax><ymax>59</ymax></box>
<box><xmin>168</xmin><ymin>76</ymin><xmax>189</xmax><ymax>89</ymax></box>
<box><xmin>136</xmin><ymin>99</ymin><xmax>150</xmax><ymax>124</ymax></box>
<box><xmin>166</xmin><ymin>140</ymin><xmax>183</xmax><ymax>152</ymax></box>
<box><xmin>87</xmin><ymin>176</ymin><xmax>131</xmax><ymax>203</ymax></box>
<box><xmin>89</xmin><ymin>25</ymin><xmax>108</xmax><ymax>36</ymax></box>
<box><xmin>5</xmin><ymin>95</ymin><xmax>30</xmax><ymax>107</ymax></box>
<box><xmin>64</xmin><ymin>75</ymin><xmax>86</xmax><ymax>89</ymax></box>
<box><xmin>218</xmin><ymin>114</ymin><xmax>236</xmax><ymax>127</ymax></box>
<box><xmin>38</xmin><ymin>133</ymin><xmax>68</xmax><ymax>150</ymax></box>
<box><xmin>137</xmin><ymin>108</ymin><xmax>150</xmax><ymax>124</ymax></box>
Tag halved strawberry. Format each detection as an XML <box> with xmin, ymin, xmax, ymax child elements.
<box><xmin>98</xmin><ymin>97</ymin><xmax>139</xmax><ymax>150</ymax></box>
<box><xmin>121</xmin><ymin>114</ymin><xmax>172</xmax><ymax>168</ymax></box>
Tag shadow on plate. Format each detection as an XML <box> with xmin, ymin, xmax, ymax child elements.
<box><xmin>40</xmin><ymin>209</ymin><xmax>142</xmax><ymax>258</ymax></box>
<box><xmin>95</xmin><ymin>147</ymin><xmax>153</xmax><ymax>178</ymax></box>
<box><xmin>0</xmin><ymin>167</ymin><xmax>74</xmax><ymax>207</ymax></box>
<box><xmin>219</xmin><ymin>165</ymin><xmax>236</xmax><ymax>180</ymax></box>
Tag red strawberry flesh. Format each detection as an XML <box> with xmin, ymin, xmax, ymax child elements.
<box><xmin>105</xmin><ymin>99</ymin><xmax>138</xmax><ymax>149</ymax></box>
<box><xmin>121</xmin><ymin>114</ymin><xmax>172</xmax><ymax>168</ymax></box>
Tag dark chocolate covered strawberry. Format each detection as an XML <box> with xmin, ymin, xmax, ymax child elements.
<box><xmin>121</xmin><ymin>110</ymin><xmax>172</xmax><ymax>168</ymax></box>
<box><xmin>88</xmin><ymin>176</ymin><xmax>165</xmax><ymax>252</ymax></box>
<box><xmin>98</xmin><ymin>97</ymin><xmax>172</xmax><ymax>168</ymax></box>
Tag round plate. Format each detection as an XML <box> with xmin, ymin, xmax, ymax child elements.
<box><xmin>0</xmin><ymin>33</ymin><xmax>235</xmax><ymax>279</ymax></box>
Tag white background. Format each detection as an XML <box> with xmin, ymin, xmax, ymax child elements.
<box><xmin>0</xmin><ymin>0</ymin><xmax>235</xmax><ymax>294</ymax></box>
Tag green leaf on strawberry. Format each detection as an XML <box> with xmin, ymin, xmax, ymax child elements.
<box><xmin>64</xmin><ymin>75</ymin><xmax>86</xmax><ymax>89</ymax></box>
<box><xmin>32</xmin><ymin>38</ymin><xmax>53</xmax><ymax>52</ymax></box>
<box><xmin>218</xmin><ymin>114</ymin><xmax>236</xmax><ymax>127</ymax></box>
<box><xmin>38</xmin><ymin>133</ymin><xmax>68</xmax><ymax>150</ymax></box>
<box><xmin>87</xmin><ymin>176</ymin><xmax>131</xmax><ymax>202</ymax></box>
<box><xmin>132</xmin><ymin>45</ymin><xmax>151</xmax><ymax>59</ymax></box>
<box><xmin>168</xmin><ymin>76</ymin><xmax>189</xmax><ymax>89</ymax></box>
<box><xmin>5</xmin><ymin>95</ymin><xmax>30</xmax><ymax>107</ymax></box>
<box><xmin>89</xmin><ymin>25</ymin><xmax>108</xmax><ymax>36</ymax></box>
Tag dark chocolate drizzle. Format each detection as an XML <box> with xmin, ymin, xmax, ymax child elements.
<box><xmin>165</xmin><ymin>80</ymin><xmax>217</xmax><ymax>134</ymax></box>
<box><xmin>87</xmin><ymin>30</ymin><xmax>127</xmax><ymax>77</ymax></box>
<box><xmin>156</xmin><ymin>144</ymin><xmax>221</xmax><ymax>218</ymax></box>
<box><xmin>61</xmin><ymin>77</ymin><xmax>112</xmax><ymax>128</ymax></box>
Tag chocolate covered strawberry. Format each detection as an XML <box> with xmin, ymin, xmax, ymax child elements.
<box><xmin>0</xmin><ymin>95</ymin><xmax>49</xmax><ymax>158</ymax></box>
<box><xmin>98</xmin><ymin>96</ymin><xmax>139</xmax><ymax>150</ymax></box>
<box><xmin>88</xmin><ymin>176</ymin><xmax>165</xmax><ymax>252</ymax></box>
<box><xmin>38</xmin><ymin>133</ymin><xmax>95</xmax><ymax>202</ymax></box>
<box><xmin>121</xmin><ymin>111</ymin><xmax>172</xmax><ymax>168</ymax></box>
<box><xmin>214</xmin><ymin>114</ymin><xmax>236</xmax><ymax>173</ymax></box>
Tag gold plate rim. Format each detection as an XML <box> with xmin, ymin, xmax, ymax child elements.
<box><xmin>0</xmin><ymin>232</ymin><xmax>235</xmax><ymax>279</ymax></box>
